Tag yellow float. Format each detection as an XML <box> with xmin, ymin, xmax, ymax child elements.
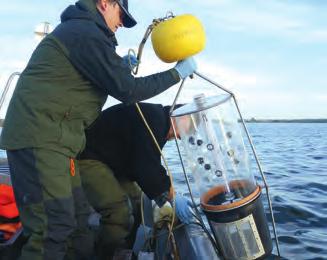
<box><xmin>151</xmin><ymin>14</ymin><xmax>206</xmax><ymax>63</ymax></box>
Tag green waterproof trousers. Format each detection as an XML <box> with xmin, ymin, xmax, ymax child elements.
<box><xmin>79</xmin><ymin>159</ymin><xmax>142</xmax><ymax>259</ymax></box>
<box><xmin>7</xmin><ymin>148</ymin><xmax>94</xmax><ymax>260</ymax></box>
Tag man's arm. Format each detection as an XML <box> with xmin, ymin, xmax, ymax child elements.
<box><xmin>68</xmin><ymin>37</ymin><xmax>180</xmax><ymax>103</ymax></box>
<box><xmin>129</xmin><ymin>111</ymin><xmax>171</xmax><ymax>202</ymax></box>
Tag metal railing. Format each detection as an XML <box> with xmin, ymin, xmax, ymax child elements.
<box><xmin>0</xmin><ymin>72</ymin><xmax>20</xmax><ymax>114</ymax></box>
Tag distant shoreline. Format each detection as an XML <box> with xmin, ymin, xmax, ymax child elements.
<box><xmin>244</xmin><ymin>119</ymin><xmax>327</xmax><ymax>123</ymax></box>
<box><xmin>1</xmin><ymin>118</ymin><xmax>327</xmax><ymax>127</ymax></box>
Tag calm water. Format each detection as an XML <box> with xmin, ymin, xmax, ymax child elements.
<box><xmin>1</xmin><ymin>123</ymin><xmax>326</xmax><ymax>259</ymax></box>
<box><xmin>164</xmin><ymin>123</ymin><xmax>327</xmax><ymax>260</ymax></box>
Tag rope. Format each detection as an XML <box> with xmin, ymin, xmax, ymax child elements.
<box><xmin>135</xmin><ymin>103</ymin><xmax>176</xmax><ymax>237</ymax></box>
<box><xmin>124</xmin><ymin>12</ymin><xmax>184</xmax><ymax>255</ymax></box>
<box><xmin>127</xmin><ymin>12</ymin><xmax>179</xmax><ymax>252</ymax></box>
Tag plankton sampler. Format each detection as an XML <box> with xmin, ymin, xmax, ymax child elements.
<box><xmin>170</xmin><ymin>90</ymin><xmax>279</xmax><ymax>259</ymax></box>
<box><xmin>149</xmin><ymin>13</ymin><xmax>281</xmax><ymax>260</ymax></box>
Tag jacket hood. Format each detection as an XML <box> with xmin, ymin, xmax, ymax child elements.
<box><xmin>60</xmin><ymin>0</ymin><xmax>116</xmax><ymax>40</ymax></box>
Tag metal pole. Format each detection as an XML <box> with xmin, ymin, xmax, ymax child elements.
<box><xmin>169</xmin><ymin>78</ymin><xmax>186</xmax><ymax>114</ymax></box>
<box><xmin>194</xmin><ymin>71</ymin><xmax>233</xmax><ymax>95</ymax></box>
<box><xmin>232</xmin><ymin>96</ymin><xmax>281</xmax><ymax>257</ymax></box>
<box><xmin>194</xmin><ymin>70</ymin><xmax>281</xmax><ymax>257</ymax></box>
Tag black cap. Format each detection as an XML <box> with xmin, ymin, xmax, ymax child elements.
<box><xmin>116</xmin><ymin>0</ymin><xmax>137</xmax><ymax>28</ymax></box>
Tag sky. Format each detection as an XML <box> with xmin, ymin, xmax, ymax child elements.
<box><xmin>0</xmin><ymin>0</ymin><xmax>326</xmax><ymax>119</ymax></box>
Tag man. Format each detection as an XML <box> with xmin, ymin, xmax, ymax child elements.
<box><xmin>78</xmin><ymin>103</ymin><xmax>193</xmax><ymax>258</ymax></box>
<box><xmin>0</xmin><ymin>0</ymin><xmax>196</xmax><ymax>259</ymax></box>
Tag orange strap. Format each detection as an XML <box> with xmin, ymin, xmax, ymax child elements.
<box><xmin>70</xmin><ymin>158</ymin><xmax>75</xmax><ymax>177</ymax></box>
<box><xmin>0</xmin><ymin>222</ymin><xmax>22</xmax><ymax>234</ymax></box>
<box><xmin>0</xmin><ymin>222</ymin><xmax>22</xmax><ymax>240</ymax></box>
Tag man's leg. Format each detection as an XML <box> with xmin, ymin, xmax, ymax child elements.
<box><xmin>66</xmin><ymin>159</ymin><xmax>95</xmax><ymax>260</ymax></box>
<box><xmin>7</xmin><ymin>148</ymin><xmax>76</xmax><ymax>260</ymax></box>
<box><xmin>79</xmin><ymin>160</ymin><xmax>134</xmax><ymax>259</ymax></box>
<box><xmin>119</xmin><ymin>178</ymin><xmax>142</xmax><ymax>248</ymax></box>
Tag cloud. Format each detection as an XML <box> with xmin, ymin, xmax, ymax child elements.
<box><xmin>311</xmin><ymin>93</ymin><xmax>327</xmax><ymax>102</ymax></box>
<box><xmin>1</xmin><ymin>0</ymin><xmax>325</xmax><ymax>119</ymax></box>
<box><xmin>0</xmin><ymin>36</ymin><xmax>35</xmax><ymax>77</ymax></box>
<box><xmin>0</xmin><ymin>3</ymin><xmax>40</xmax><ymax>13</ymax></box>
<box><xmin>196</xmin><ymin>59</ymin><xmax>258</xmax><ymax>88</ymax></box>
<box><xmin>303</xmin><ymin>29</ymin><xmax>327</xmax><ymax>43</ymax></box>
<box><xmin>197</xmin><ymin>0</ymin><xmax>327</xmax><ymax>45</ymax></box>
<box><xmin>213</xmin><ymin>9</ymin><xmax>303</xmax><ymax>35</ymax></box>
<box><xmin>239</xmin><ymin>89</ymin><xmax>327</xmax><ymax>119</ymax></box>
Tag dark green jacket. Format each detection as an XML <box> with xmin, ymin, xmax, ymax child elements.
<box><xmin>0</xmin><ymin>0</ymin><xmax>179</xmax><ymax>157</ymax></box>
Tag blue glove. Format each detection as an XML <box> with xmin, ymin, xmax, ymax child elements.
<box><xmin>174</xmin><ymin>57</ymin><xmax>197</xmax><ymax>79</ymax></box>
<box><xmin>175</xmin><ymin>194</ymin><xmax>193</xmax><ymax>224</ymax></box>
<box><xmin>122</xmin><ymin>54</ymin><xmax>138</xmax><ymax>69</ymax></box>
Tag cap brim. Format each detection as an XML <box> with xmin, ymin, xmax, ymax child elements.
<box><xmin>117</xmin><ymin>2</ymin><xmax>137</xmax><ymax>28</ymax></box>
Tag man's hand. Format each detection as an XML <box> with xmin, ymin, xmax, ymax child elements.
<box><xmin>122</xmin><ymin>54</ymin><xmax>138</xmax><ymax>70</ymax></box>
<box><xmin>174</xmin><ymin>194</ymin><xmax>193</xmax><ymax>224</ymax></box>
<box><xmin>174</xmin><ymin>57</ymin><xmax>197</xmax><ymax>79</ymax></box>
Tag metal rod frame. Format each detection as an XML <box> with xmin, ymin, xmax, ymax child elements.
<box><xmin>170</xmin><ymin>71</ymin><xmax>281</xmax><ymax>257</ymax></box>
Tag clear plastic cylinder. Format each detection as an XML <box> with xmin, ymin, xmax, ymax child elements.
<box><xmin>172</xmin><ymin>93</ymin><xmax>273</xmax><ymax>259</ymax></box>
<box><xmin>172</xmin><ymin>94</ymin><xmax>257</xmax><ymax>208</ymax></box>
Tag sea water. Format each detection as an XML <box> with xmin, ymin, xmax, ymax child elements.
<box><xmin>164</xmin><ymin>123</ymin><xmax>327</xmax><ymax>260</ymax></box>
<box><xmin>1</xmin><ymin>123</ymin><xmax>326</xmax><ymax>259</ymax></box>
